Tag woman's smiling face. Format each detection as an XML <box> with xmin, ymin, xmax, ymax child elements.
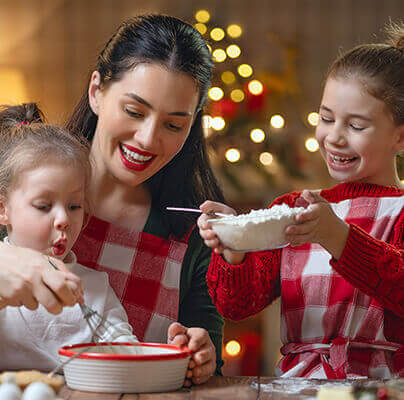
<box><xmin>316</xmin><ymin>77</ymin><xmax>403</xmax><ymax>186</ymax></box>
<box><xmin>89</xmin><ymin>63</ymin><xmax>200</xmax><ymax>187</ymax></box>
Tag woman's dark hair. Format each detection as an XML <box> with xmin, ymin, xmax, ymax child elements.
<box><xmin>66</xmin><ymin>14</ymin><xmax>224</xmax><ymax>238</ymax></box>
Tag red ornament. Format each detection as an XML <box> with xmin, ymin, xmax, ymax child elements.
<box><xmin>244</xmin><ymin>82</ymin><xmax>267</xmax><ymax>113</ymax></box>
<box><xmin>209</xmin><ymin>97</ymin><xmax>239</xmax><ymax>120</ymax></box>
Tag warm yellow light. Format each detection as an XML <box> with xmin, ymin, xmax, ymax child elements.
<box><xmin>202</xmin><ymin>115</ymin><xmax>212</xmax><ymax>137</ymax></box>
<box><xmin>230</xmin><ymin>89</ymin><xmax>245</xmax><ymax>103</ymax></box>
<box><xmin>227</xmin><ymin>24</ymin><xmax>242</xmax><ymax>38</ymax></box>
<box><xmin>226</xmin><ymin>44</ymin><xmax>241</xmax><ymax>58</ymax></box>
<box><xmin>248</xmin><ymin>80</ymin><xmax>264</xmax><ymax>95</ymax></box>
<box><xmin>208</xmin><ymin>87</ymin><xmax>224</xmax><ymax>101</ymax></box>
<box><xmin>202</xmin><ymin>115</ymin><xmax>212</xmax><ymax>129</ymax></box>
<box><xmin>206</xmin><ymin>44</ymin><xmax>212</xmax><ymax>53</ymax></box>
<box><xmin>305</xmin><ymin>137</ymin><xmax>319</xmax><ymax>152</ymax></box>
<box><xmin>225</xmin><ymin>340</ymin><xmax>241</xmax><ymax>356</ymax></box>
<box><xmin>212</xmin><ymin>49</ymin><xmax>227</xmax><ymax>63</ymax></box>
<box><xmin>225</xmin><ymin>148</ymin><xmax>241</xmax><ymax>163</ymax></box>
<box><xmin>210</xmin><ymin>27</ymin><xmax>225</xmax><ymax>41</ymax></box>
<box><xmin>250</xmin><ymin>128</ymin><xmax>265</xmax><ymax>143</ymax></box>
<box><xmin>0</xmin><ymin>68</ymin><xmax>28</xmax><ymax>103</ymax></box>
<box><xmin>260</xmin><ymin>152</ymin><xmax>273</xmax><ymax>166</ymax></box>
<box><xmin>211</xmin><ymin>117</ymin><xmax>226</xmax><ymax>131</ymax></box>
<box><xmin>195</xmin><ymin>10</ymin><xmax>210</xmax><ymax>23</ymax></box>
<box><xmin>238</xmin><ymin>64</ymin><xmax>253</xmax><ymax>78</ymax></box>
<box><xmin>221</xmin><ymin>71</ymin><xmax>236</xmax><ymax>85</ymax></box>
<box><xmin>307</xmin><ymin>112</ymin><xmax>320</xmax><ymax>127</ymax></box>
<box><xmin>270</xmin><ymin>114</ymin><xmax>285</xmax><ymax>129</ymax></box>
<box><xmin>194</xmin><ymin>23</ymin><xmax>207</xmax><ymax>35</ymax></box>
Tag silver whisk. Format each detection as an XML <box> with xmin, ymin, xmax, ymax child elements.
<box><xmin>47</xmin><ymin>259</ymin><xmax>133</xmax><ymax>345</ymax></box>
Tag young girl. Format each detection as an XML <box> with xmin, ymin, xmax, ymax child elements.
<box><xmin>198</xmin><ymin>24</ymin><xmax>404</xmax><ymax>378</ymax></box>
<box><xmin>0</xmin><ymin>103</ymin><xmax>138</xmax><ymax>371</ymax></box>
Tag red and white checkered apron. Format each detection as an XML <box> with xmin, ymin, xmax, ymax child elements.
<box><xmin>276</xmin><ymin>195</ymin><xmax>404</xmax><ymax>378</ymax></box>
<box><xmin>73</xmin><ymin>215</ymin><xmax>188</xmax><ymax>343</ymax></box>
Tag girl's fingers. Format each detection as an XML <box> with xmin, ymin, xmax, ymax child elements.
<box><xmin>286</xmin><ymin>219</ymin><xmax>318</xmax><ymax>236</ymax></box>
<box><xmin>42</xmin><ymin>269</ymin><xmax>78</xmax><ymax>307</ymax></box>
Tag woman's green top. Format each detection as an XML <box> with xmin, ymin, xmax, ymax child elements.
<box><xmin>144</xmin><ymin>207</ymin><xmax>224</xmax><ymax>374</ymax></box>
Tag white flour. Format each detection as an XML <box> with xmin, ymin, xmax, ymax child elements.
<box><xmin>210</xmin><ymin>204</ymin><xmax>306</xmax><ymax>251</ymax></box>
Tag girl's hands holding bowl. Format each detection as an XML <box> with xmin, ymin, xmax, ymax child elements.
<box><xmin>168</xmin><ymin>322</ymin><xmax>216</xmax><ymax>386</ymax></box>
<box><xmin>197</xmin><ymin>201</ymin><xmax>245</xmax><ymax>265</ymax></box>
<box><xmin>285</xmin><ymin>190</ymin><xmax>350</xmax><ymax>259</ymax></box>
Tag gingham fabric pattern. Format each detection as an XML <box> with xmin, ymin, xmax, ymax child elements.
<box><xmin>276</xmin><ymin>195</ymin><xmax>404</xmax><ymax>378</ymax></box>
<box><xmin>73</xmin><ymin>215</ymin><xmax>188</xmax><ymax>343</ymax></box>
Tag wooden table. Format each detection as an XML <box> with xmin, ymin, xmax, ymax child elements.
<box><xmin>59</xmin><ymin>376</ymin><xmax>262</xmax><ymax>399</ymax></box>
<box><xmin>58</xmin><ymin>376</ymin><xmax>394</xmax><ymax>399</ymax></box>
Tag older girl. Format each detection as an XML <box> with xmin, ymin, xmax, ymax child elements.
<box><xmin>199</xmin><ymin>24</ymin><xmax>404</xmax><ymax>378</ymax></box>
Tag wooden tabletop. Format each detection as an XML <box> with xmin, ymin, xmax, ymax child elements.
<box><xmin>59</xmin><ymin>376</ymin><xmax>261</xmax><ymax>399</ymax></box>
<box><xmin>58</xmin><ymin>376</ymin><xmax>393</xmax><ymax>399</ymax></box>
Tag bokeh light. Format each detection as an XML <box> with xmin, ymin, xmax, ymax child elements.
<box><xmin>208</xmin><ymin>87</ymin><xmax>224</xmax><ymax>101</ymax></box>
<box><xmin>225</xmin><ymin>148</ymin><xmax>241</xmax><ymax>163</ymax></box>
<box><xmin>250</xmin><ymin>128</ymin><xmax>265</xmax><ymax>143</ymax></box>
<box><xmin>307</xmin><ymin>112</ymin><xmax>320</xmax><ymax>126</ymax></box>
<box><xmin>211</xmin><ymin>116</ymin><xmax>226</xmax><ymax>131</ymax></box>
<box><xmin>212</xmin><ymin>49</ymin><xmax>227</xmax><ymax>62</ymax></box>
<box><xmin>194</xmin><ymin>23</ymin><xmax>207</xmax><ymax>35</ymax></box>
<box><xmin>225</xmin><ymin>340</ymin><xmax>241</xmax><ymax>356</ymax></box>
<box><xmin>270</xmin><ymin>114</ymin><xmax>285</xmax><ymax>129</ymax></box>
<box><xmin>227</xmin><ymin>24</ymin><xmax>242</xmax><ymax>38</ymax></box>
<box><xmin>259</xmin><ymin>152</ymin><xmax>273</xmax><ymax>166</ymax></box>
<box><xmin>248</xmin><ymin>80</ymin><xmax>264</xmax><ymax>95</ymax></box>
<box><xmin>226</xmin><ymin>44</ymin><xmax>241</xmax><ymax>58</ymax></box>
<box><xmin>195</xmin><ymin>10</ymin><xmax>210</xmax><ymax>23</ymax></box>
<box><xmin>210</xmin><ymin>27</ymin><xmax>225</xmax><ymax>41</ymax></box>
<box><xmin>238</xmin><ymin>64</ymin><xmax>253</xmax><ymax>78</ymax></box>
<box><xmin>230</xmin><ymin>89</ymin><xmax>245</xmax><ymax>102</ymax></box>
<box><xmin>221</xmin><ymin>71</ymin><xmax>236</xmax><ymax>85</ymax></box>
<box><xmin>305</xmin><ymin>137</ymin><xmax>319</xmax><ymax>152</ymax></box>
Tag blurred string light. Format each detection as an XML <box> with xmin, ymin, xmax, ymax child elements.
<box><xmin>208</xmin><ymin>87</ymin><xmax>224</xmax><ymax>101</ymax></box>
<box><xmin>259</xmin><ymin>152</ymin><xmax>273</xmax><ymax>166</ymax></box>
<box><xmin>270</xmin><ymin>114</ymin><xmax>285</xmax><ymax>129</ymax></box>
<box><xmin>238</xmin><ymin>64</ymin><xmax>253</xmax><ymax>78</ymax></box>
<box><xmin>226</xmin><ymin>44</ymin><xmax>241</xmax><ymax>58</ymax></box>
<box><xmin>206</xmin><ymin>44</ymin><xmax>212</xmax><ymax>53</ymax></box>
<box><xmin>212</xmin><ymin>48</ymin><xmax>227</xmax><ymax>62</ymax></box>
<box><xmin>202</xmin><ymin>115</ymin><xmax>212</xmax><ymax>137</ymax></box>
<box><xmin>195</xmin><ymin>9</ymin><xmax>210</xmax><ymax>23</ymax></box>
<box><xmin>211</xmin><ymin>116</ymin><xmax>226</xmax><ymax>131</ymax></box>
<box><xmin>226</xmin><ymin>24</ymin><xmax>242</xmax><ymax>38</ymax></box>
<box><xmin>305</xmin><ymin>137</ymin><xmax>319</xmax><ymax>152</ymax></box>
<box><xmin>210</xmin><ymin>27</ymin><xmax>225</xmax><ymax>41</ymax></box>
<box><xmin>194</xmin><ymin>23</ymin><xmax>207</xmax><ymax>35</ymax></box>
<box><xmin>225</xmin><ymin>340</ymin><xmax>241</xmax><ymax>356</ymax></box>
<box><xmin>307</xmin><ymin>112</ymin><xmax>319</xmax><ymax>126</ymax></box>
<box><xmin>221</xmin><ymin>71</ymin><xmax>236</xmax><ymax>85</ymax></box>
<box><xmin>225</xmin><ymin>148</ymin><xmax>241</xmax><ymax>163</ymax></box>
<box><xmin>202</xmin><ymin>115</ymin><xmax>212</xmax><ymax>129</ymax></box>
<box><xmin>248</xmin><ymin>80</ymin><xmax>264</xmax><ymax>95</ymax></box>
<box><xmin>250</xmin><ymin>128</ymin><xmax>265</xmax><ymax>143</ymax></box>
<box><xmin>230</xmin><ymin>89</ymin><xmax>245</xmax><ymax>103</ymax></box>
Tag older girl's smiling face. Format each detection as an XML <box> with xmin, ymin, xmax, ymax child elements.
<box><xmin>315</xmin><ymin>77</ymin><xmax>403</xmax><ymax>186</ymax></box>
<box><xmin>89</xmin><ymin>63</ymin><xmax>200</xmax><ymax>188</ymax></box>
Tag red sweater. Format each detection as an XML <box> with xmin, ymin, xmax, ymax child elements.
<box><xmin>207</xmin><ymin>182</ymin><xmax>404</xmax><ymax>344</ymax></box>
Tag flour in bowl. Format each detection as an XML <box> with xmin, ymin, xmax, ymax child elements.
<box><xmin>209</xmin><ymin>204</ymin><xmax>306</xmax><ymax>251</ymax></box>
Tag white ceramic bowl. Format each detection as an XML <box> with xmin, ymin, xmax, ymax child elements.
<box><xmin>58</xmin><ymin>342</ymin><xmax>191</xmax><ymax>393</ymax></box>
<box><xmin>209</xmin><ymin>204</ymin><xmax>306</xmax><ymax>252</ymax></box>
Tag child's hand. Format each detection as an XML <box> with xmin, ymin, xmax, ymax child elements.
<box><xmin>284</xmin><ymin>190</ymin><xmax>350</xmax><ymax>259</ymax></box>
<box><xmin>197</xmin><ymin>201</ymin><xmax>245</xmax><ymax>265</ymax></box>
<box><xmin>167</xmin><ymin>322</ymin><xmax>216</xmax><ymax>387</ymax></box>
<box><xmin>0</xmin><ymin>243</ymin><xmax>84</xmax><ymax>313</ymax></box>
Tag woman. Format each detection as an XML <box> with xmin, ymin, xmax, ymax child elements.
<box><xmin>0</xmin><ymin>15</ymin><xmax>224</xmax><ymax>385</ymax></box>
